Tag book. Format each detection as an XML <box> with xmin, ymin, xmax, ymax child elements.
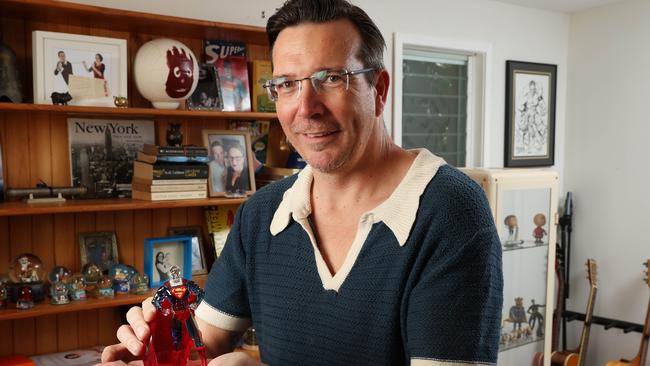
<box><xmin>68</xmin><ymin>118</ymin><xmax>155</xmax><ymax>198</ymax></box>
<box><xmin>142</xmin><ymin>144</ymin><xmax>208</xmax><ymax>157</ymax></box>
<box><xmin>205</xmin><ymin>40</ymin><xmax>251</xmax><ymax>112</ymax></box>
<box><xmin>133</xmin><ymin>161</ymin><xmax>209</xmax><ymax>181</ymax></box>
<box><xmin>204</xmin><ymin>205</ymin><xmax>238</xmax><ymax>258</ymax></box>
<box><xmin>131</xmin><ymin>189</ymin><xmax>207</xmax><ymax>201</ymax></box>
<box><xmin>137</xmin><ymin>151</ymin><xmax>209</xmax><ymax>164</ymax></box>
<box><xmin>132</xmin><ymin>177</ymin><xmax>207</xmax><ymax>186</ymax></box>
<box><xmin>251</xmin><ymin>60</ymin><xmax>275</xmax><ymax>112</ymax></box>
<box><xmin>132</xmin><ymin>181</ymin><xmax>207</xmax><ymax>193</ymax></box>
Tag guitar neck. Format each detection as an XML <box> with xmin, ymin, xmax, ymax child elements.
<box><xmin>552</xmin><ymin>270</ymin><xmax>564</xmax><ymax>351</ymax></box>
<box><xmin>639</xmin><ymin>293</ymin><xmax>650</xmax><ymax>365</ymax></box>
<box><xmin>577</xmin><ymin>286</ymin><xmax>597</xmax><ymax>366</ymax></box>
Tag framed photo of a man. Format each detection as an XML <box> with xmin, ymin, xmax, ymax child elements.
<box><xmin>202</xmin><ymin>130</ymin><xmax>256</xmax><ymax>198</ymax></box>
<box><xmin>168</xmin><ymin>226</ymin><xmax>208</xmax><ymax>275</ymax></box>
<box><xmin>505</xmin><ymin>60</ymin><xmax>557</xmax><ymax>167</ymax></box>
<box><xmin>187</xmin><ymin>64</ymin><xmax>223</xmax><ymax>111</ymax></box>
<box><xmin>144</xmin><ymin>235</ymin><xmax>193</xmax><ymax>288</ymax></box>
<box><xmin>32</xmin><ymin>30</ymin><xmax>127</xmax><ymax>107</ymax></box>
<box><xmin>79</xmin><ymin>231</ymin><xmax>119</xmax><ymax>273</ymax></box>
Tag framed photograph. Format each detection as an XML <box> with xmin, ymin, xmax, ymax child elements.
<box><xmin>168</xmin><ymin>226</ymin><xmax>208</xmax><ymax>275</ymax></box>
<box><xmin>187</xmin><ymin>64</ymin><xmax>223</xmax><ymax>111</ymax></box>
<box><xmin>505</xmin><ymin>60</ymin><xmax>557</xmax><ymax>167</ymax></box>
<box><xmin>32</xmin><ymin>30</ymin><xmax>127</xmax><ymax>107</ymax></box>
<box><xmin>79</xmin><ymin>231</ymin><xmax>119</xmax><ymax>273</ymax></box>
<box><xmin>144</xmin><ymin>235</ymin><xmax>193</xmax><ymax>288</ymax></box>
<box><xmin>202</xmin><ymin>130</ymin><xmax>256</xmax><ymax>198</ymax></box>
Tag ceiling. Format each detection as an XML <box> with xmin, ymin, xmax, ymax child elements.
<box><xmin>493</xmin><ymin>0</ymin><xmax>626</xmax><ymax>13</ymax></box>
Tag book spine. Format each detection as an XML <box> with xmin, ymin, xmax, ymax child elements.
<box><xmin>132</xmin><ymin>183</ymin><xmax>207</xmax><ymax>193</ymax></box>
<box><xmin>132</xmin><ymin>190</ymin><xmax>207</xmax><ymax>201</ymax></box>
<box><xmin>151</xmin><ymin>165</ymin><xmax>208</xmax><ymax>180</ymax></box>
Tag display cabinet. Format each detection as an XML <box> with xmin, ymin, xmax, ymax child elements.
<box><xmin>0</xmin><ymin>0</ymin><xmax>279</xmax><ymax>357</ymax></box>
<box><xmin>461</xmin><ymin>168</ymin><xmax>559</xmax><ymax>366</ymax></box>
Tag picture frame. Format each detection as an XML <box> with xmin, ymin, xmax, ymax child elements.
<box><xmin>505</xmin><ymin>60</ymin><xmax>557</xmax><ymax>167</ymax></box>
<box><xmin>78</xmin><ymin>231</ymin><xmax>119</xmax><ymax>273</ymax></box>
<box><xmin>202</xmin><ymin>130</ymin><xmax>256</xmax><ymax>198</ymax></box>
<box><xmin>32</xmin><ymin>30</ymin><xmax>128</xmax><ymax>107</ymax></box>
<box><xmin>168</xmin><ymin>226</ymin><xmax>208</xmax><ymax>275</ymax></box>
<box><xmin>187</xmin><ymin>64</ymin><xmax>223</xmax><ymax>111</ymax></box>
<box><xmin>144</xmin><ymin>235</ymin><xmax>193</xmax><ymax>288</ymax></box>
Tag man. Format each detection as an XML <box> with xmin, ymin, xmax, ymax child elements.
<box><xmin>224</xmin><ymin>143</ymin><xmax>250</xmax><ymax>196</ymax></box>
<box><xmin>209</xmin><ymin>140</ymin><xmax>226</xmax><ymax>194</ymax></box>
<box><xmin>101</xmin><ymin>1</ymin><xmax>502</xmax><ymax>365</ymax></box>
<box><xmin>54</xmin><ymin>50</ymin><xmax>73</xmax><ymax>85</ymax></box>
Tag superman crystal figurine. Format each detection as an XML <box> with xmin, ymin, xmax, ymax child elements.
<box><xmin>145</xmin><ymin>266</ymin><xmax>206</xmax><ymax>366</ymax></box>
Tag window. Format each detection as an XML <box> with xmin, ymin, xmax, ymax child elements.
<box><xmin>393</xmin><ymin>34</ymin><xmax>491</xmax><ymax>167</ymax></box>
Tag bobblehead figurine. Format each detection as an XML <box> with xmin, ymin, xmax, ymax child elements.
<box><xmin>145</xmin><ymin>266</ymin><xmax>206</xmax><ymax>366</ymax></box>
<box><xmin>503</xmin><ymin>214</ymin><xmax>524</xmax><ymax>248</ymax></box>
<box><xmin>533</xmin><ymin>213</ymin><xmax>547</xmax><ymax>244</ymax></box>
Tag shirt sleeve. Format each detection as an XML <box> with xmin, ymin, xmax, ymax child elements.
<box><xmin>406</xmin><ymin>226</ymin><xmax>503</xmax><ymax>366</ymax></box>
<box><xmin>195</xmin><ymin>203</ymin><xmax>252</xmax><ymax>332</ymax></box>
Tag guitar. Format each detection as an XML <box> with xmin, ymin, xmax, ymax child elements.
<box><xmin>532</xmin><ymin>245</ymin><xmax>565</xmax><ymax>366</ymax></box>
<box><xmin>604</xmin><ymin>259</ymin><xmax>650</xmax><ymax>366</ymax></box>
<box><xmin>550</xmin><ymin>258</ymin><xmax>598</xmax><ymax>366</ymax></box>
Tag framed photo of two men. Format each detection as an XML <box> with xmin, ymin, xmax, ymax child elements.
<box><xmin>504</xmin><ymin>60</ymin><xmax>557</xmax><ymax>167</ymax></box>
<box><xmin>202</xmin><ymin>130</ymin><xmax>256</xmax><ymax>198</ymax></box>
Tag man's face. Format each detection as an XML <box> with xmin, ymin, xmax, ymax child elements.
<box><xmin>58</xmin><ymin>52</ymin><xmax>66</xmax><ymax>62</ymax></box>
<box><xmin>228</xmin><ymin>147</ymin><xmax>244</xmax><ymax>173</ymax></box>
<box><xmin>272</xmin><ymin>20</ymin><xmax>380</xmax><ymax>173</ymax></box>
<box><xmin>211</xmin><ymin>145</ymin><xmax>224</xmax><ymax>165</ymax></box>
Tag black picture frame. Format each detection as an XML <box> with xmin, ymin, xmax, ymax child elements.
<box><xmin>505</xmin><ymin>60</ymin><xmax>557</xmax><ymax>167</ymax></box>
<box><xmin>187</xmin><ymin>63</ymin><xmax>223</xmax><ymax>111</ymax></box>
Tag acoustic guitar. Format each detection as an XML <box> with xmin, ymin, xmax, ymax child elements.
<box><xmin>550</xmin><ymin>258</ymin><xmax>598</xmax><ymax>366</ymax></box>
<box><xmin>604</xmin><ymin>259</ymin><xmax>650</xmax><ymax>366</ymax></box>
<box><xmin>532</xmin><ymin>246</ymin><xmax>565</xmax><ymax>366</ymax></box>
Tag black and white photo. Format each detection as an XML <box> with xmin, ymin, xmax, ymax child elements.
<box><xmin>144</xmin><ymin>236</ymin><xmax>193</xmax><ymax>287</ymax></box>
<box><xmin>187</xmin><ymin>64</ymin><xmax>223</xmax><ymax>111</ymax></box>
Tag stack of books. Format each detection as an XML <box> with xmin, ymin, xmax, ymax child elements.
<box><xmin>131</xmin><ymin>144</ymin><xmax>210</xmax><ymax>201</ymax></box>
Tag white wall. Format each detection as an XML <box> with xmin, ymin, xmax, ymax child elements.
<box><xmin>67</xmin><ymin>0</ymin><xmax>570</xmax><ymax>170</ymax></box>
<box><xmin>565</xmin><ymin>0</ymin><xmax>650</xmax><ymax>364</ymax></box>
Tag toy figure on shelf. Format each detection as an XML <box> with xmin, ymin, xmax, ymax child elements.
<box><xmin>68</xmin><ymin>273</ymin><xmax>87</xmax><ymax>301</ymax></box>
<box><xmin>82</xmin><ymin>263</ymin><xmax>103</xmax><ymax>296</ymax></box>
<box><xmin>533</xmin><ymin>213</ymin><xmax>547</xmax><ymax>244</ymax></box>
<box><xmin>10</xmin><ymin>254</ymin><xmax>45</xmax><ymax>283</ymax></box>
<box><xmin>503</xmin><ymin>215</ymin><xmax>524</xmax><ymax>248</ymax></box>
<box><xmin>16</xmin><ymin>286</ymin><xmax>34</xmax><ymax>310</ymax></box>
<box><xmin>48</xmin><ymin>266</ymin><xmax>72</xmax><ymax>283</ymax></box>
<box><xmin>50</xmin><ymin>281</ymin><xmax>70</xmax><ymax>305</ymax></box>
<box><xmin>527</xmin><ymin>298</ymin><xmax>545</xmax><ymax>338</ymax></box>
<box><xmin>146</xmin><ymin>266</ymin><xmax>206</xmax><ymax>366</ymax></box>
<box><xmin>508</xmin><ymin>297</ymin><xmax>527</xmax><ymax>331</ymax></box>
<box><xmin>110</xmin><ymin>264</ymin><xmax>136</xmax><ymax>294</ymax></box>
<box><xmin>97</xmin><ymin>276</ymin><xmax>115</xmax><ymax>298</ymax></box>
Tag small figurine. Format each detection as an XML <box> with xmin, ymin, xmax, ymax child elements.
<box><xmin>48</xmin><ymin>266</ymin><xmax>72</xmax><ymax>284</ymax></box>
<box><xmin>146</xmin><ymin>266</ymin><xmax>206</xmax><ymax>366</ymax></box>
<box><xmin>68</xmin><ymin>273</ymin><xmax>87</xmax><ymax>301</ymax></box>
<box><xmin>503</xmin><ymin>215</ymin><xmax>524</xmax><ymax>248</ymax></box>
<box><xmin>50</xmin><ymin>281</ymin><xmax>70</xmax><ymax>305</ymax></box>
<box><xmin>16</xmin><ymin>286</ymin><xmax>34</xmax><ymax>310</ymax></box>
<box><xmin>166</xmin><ymin>123</ymin><xmax>183</xmax><ymax>147</ymax></box>
<box><xmin>110</xmin><ymin>264</ymin><xmax>135</xmax><ymax>294</ymax></box>
<box><xmin>533</xmin><ymin>213</ymin><xmax>547</xmax><ymax>244</ymax></box>
<box><xmin>130</xmin><ymin>272</ymin><xmax>150</xmax><ymax>295</ymax></box>
<box><xmin>527</xmin><ymin>299</ymin><xmax>545</xmax><ymax>338</ymax></box>
<box><xmin>10</xmin><ymin>253</ymin><xmax>45</xmax><ymax>283</ymax></box>
<box><xmin>97</xmin><ymin>276</ymin><xmax>115</xmax><ymax>298</ymax></box>
<box><xmin>82</xmin><ymin>263</ymin><xmax>103</xmax><ymax>296</ymax></box>
<box><xmin>51</xmin><ymin>91</ymin><xmax>72</xmax><ymax>105</ymax></box>
<box><xmin>113</xmin><ymin>96</ymin><xmax>128</xmax><ymax>108</ymax></box>
<box><xmin>508</xmin><ymin>297</ymin><xmax>527</xmax><ymax>332</ymax></box>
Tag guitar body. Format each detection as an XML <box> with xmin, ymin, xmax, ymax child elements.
<box><xmin>550</xmin><ymin>350</ymin><xmax>579</xmax><ymax>366</ymax></box>
<box><xmin>532</xmin><ymin>351</ymin><xmax>544</xmax><ymax>366</ymax></box>
<box><xmin>603</xmin><ymin>356</ymin><xmax>638</xmax><ymax>366</ymax></box>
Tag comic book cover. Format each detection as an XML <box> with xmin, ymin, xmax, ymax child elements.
<box><xmin>204</xmin><ymin>205</ymin><xmax>239</xmax><ymax>258</ymax></box>
<box><xmin>252</xmin><ymin>60</ymin><xmax>275</xmax><ymax>112</ymax></box>
<box><xmin>68</xmin><ymin>118</ymin><xmax>155</xmax><ymax>198</ymax></box>
<box><xmin>204</xmin><ymin>40</ymin><xmax>251</xmax><ymax>112</ymax></box>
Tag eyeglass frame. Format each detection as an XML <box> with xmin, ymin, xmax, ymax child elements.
<box><xmin>262</xmin><ymin>67</ymin><xmax>376</xmax><ymax>102</ymax></box>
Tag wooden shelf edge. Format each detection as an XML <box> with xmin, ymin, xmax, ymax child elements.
<box><xmin>0</xmin><ymin>103</ymin><xmax>278</xmax><ymax>121</ymax></box>
<box><xmin>0</xmin><ymin>290</ymin><xmax>154</xmax><ymax>321</ymax></box>
<box><xmin>0</xmin><ymin>197</ymin><xmax>247</xmax><ymax>217</ymax></box>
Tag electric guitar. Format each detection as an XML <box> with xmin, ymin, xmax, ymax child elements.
<box><xmin>604</xmin><ymin>259</ymin><xmax>650</xmax><ymax>366</ymax></box>
<box><xmin>532</xmin><ymin>245</ymin><xmax>565</xmax><ymax>366</ymax></box>
<box><xmin>550</xmin><ymin>258</ymin><xmax>598</xmax><ymax>366</ymax></box>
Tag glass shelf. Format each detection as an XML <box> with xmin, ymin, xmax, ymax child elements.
<box><xmin>502</xmin><ymin>240</ymin><xmax>549</xmax><ymax>253</ymax></box>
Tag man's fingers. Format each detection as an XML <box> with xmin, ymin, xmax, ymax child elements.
<box><xmin>142</xmin><ymin>297</ymin><xmax>157</xmax><ymax>323</ymax></box>
<box><xmin>116</xmin><ymin>324</ymin><xmax>144</xmax><ymax>357</ymax></box>
<box><xmin>125</xmin><ymin>306</ymin><xmax>150</xmax><ymax>342</ymax></box>
<box><xmin>100</xmin><ymin>343</ymin><xmax>141</xmax><ymax>364</ymax></box>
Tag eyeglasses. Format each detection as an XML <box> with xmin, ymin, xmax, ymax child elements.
<box><xmin>228</xmin><ymin>156</ymin><xmax>244</xmax><ymax>162</ymax></box>
<box><xmin>263</xmin><ymin>67</ymin><xmax>376</xmax><ymax>102</ymax></box>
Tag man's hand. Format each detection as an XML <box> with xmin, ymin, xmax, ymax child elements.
<box><xmin>100</xmin><ymin>298</ymin><xmax>156</xmax><ymax>363</ymax></box>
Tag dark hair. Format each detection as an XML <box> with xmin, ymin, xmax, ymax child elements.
<box><xmin>266</xmin><ymin>0</ymin><xmax>385</xmax><ymax>82</ymax></box>
<box><xmin>95</xmin><ymin>53</ymin><xmax>103</xmax><ymax>62</ymax></box>
<box><xmin>57</xmin><ymin>50</ymin><xmax>65</xmax><ymax>56</ymax></box>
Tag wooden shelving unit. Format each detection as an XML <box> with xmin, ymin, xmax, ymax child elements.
<box><xmin>0</xmin><ymin>197</ymin><xmax>247</xmax><ymax>217</ymax></box>
<box><xmin>0</xmin><ymin>0</ymin><xmax>277</xmax><ymax>356</ymax></box>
